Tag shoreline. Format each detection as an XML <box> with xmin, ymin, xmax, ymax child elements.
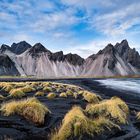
<box><xmin>0</xmin><ymin>76</ymin><xmax>140</xmax><ymax>82</ymax></box>
<box><xmin>58</xmin><ymin>79</ymin><xmax>140</xmax><ymax>110</ymax></box>
<box><xmin>0</xmin><ymin>78</ymin><xmax>140</xmax><ymax>106</ymax></box>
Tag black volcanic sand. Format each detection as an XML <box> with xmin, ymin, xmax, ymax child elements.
<box><xmin>59</xmin><ymin>79</ymin><xmax>140</xmax><ymax>139</ymax></box>
<box><xmin>0</xmin><ymin>92</ymin><xmax>87</xmax><ymax>140</ymax></box>
<box><xmin>0</xmin><ymin>78</ymin><xmax>140</xmax><ymax>140</ymax></box>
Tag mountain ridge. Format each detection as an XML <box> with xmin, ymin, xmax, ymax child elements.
<box><xmin>0</xmin><ymin>39</ymin><xmax>139</xmax><ymax>77</ymax></box>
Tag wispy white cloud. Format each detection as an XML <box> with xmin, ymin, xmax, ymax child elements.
<box><xmin>61</xmin><ymin>0</ymin><xmax>114</xmax><ymax>11</ymax></box>
<box><xmin>89</xmin><ymin>2</ymin><xmax>140</xmax><ymax>36</ymax></box>
<box><xmin>30</xmin><ymin>8</ymin><xmax>80</xmax><ymax>32</ymax></box>
<box><xmin>0</xmin><ymin>0</ymin><xmax>140</xmax><ymax>58</ymax></box>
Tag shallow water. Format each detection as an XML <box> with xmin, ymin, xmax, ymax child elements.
<box><xmin>95</xmin><ymin>78</ymin><xmax>140</xmax><ymax>94</ymax></box>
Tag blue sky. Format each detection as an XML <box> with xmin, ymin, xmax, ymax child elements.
<box><xmin>0</xmin><ymin>0</ymin><xmax>140</xmax><ymax>58</ymax></box>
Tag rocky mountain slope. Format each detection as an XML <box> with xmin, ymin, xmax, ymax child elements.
<box><xmin>0</xmin><ymin>41</ymin><xmax>31</xmax><ymax>55</ymax></box>
<box><xmin>0</xmin><ymin>54</ymin><xmax>20</xmax><ymax>76</ymax></box>
<box><xmin>0</xmin><ymin>39</ymin><xmax>139</xmax><ymax>77</ymax></box>
<box><xmin>82</xmin><ymin>40</ymin><xmax>139</xmax><ymax>76</ymax></box>
<box><xmin>115</xmin><ymin>40</ymin><xmax>140</xmax><ymax>69</ymax></box>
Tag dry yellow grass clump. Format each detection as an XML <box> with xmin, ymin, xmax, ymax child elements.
<box><xmin>1</xmin><ymin>83</ymin><xmax>13</xmax><ymax>92</ymax></box>
<box><xmin>42</xmin><ymin>82</ymin><xmax>52</xmax><ymax>87</ymax></box>
<box><xmin>51</xmin><ymin>106</ymin><xmax>119</xmax><ymax>140</ymax></box>
<box><xmin>136</xmin><ymin>112</ymin><xmax>140</xmax><ymax>120</ymax></box>
<box><xmin>20</xmin><ymin>85</ymin><xmax>35</xmax><ymax>93</ymax></box>
<box><xmin>3</xmin><ymin>85</ymin><xmax>13</xmax><ymax>92</ymax></box>
<box><xmin>9</xmin><ymin>89</ymin><xmax>25</xmax><ymax>98</ymax></box>
<box><xmin>66</xmin><ymin>90</ymin><xmax>73</xmax><ymax>96</ymax></box>
<box><xmin>15</xmin><ymin>82</ymin><xmax>27</xmax><ymax>88</ymax></box>
<box><xmin>59</xmin><ymin>92</ymin><xmax>67</xmax><ymax>98</ymax></box>
<box><xmin>47</xmin><ymin>93</ymin><xmax>57</xmax><ymax>99</ymax></box>
<box><xmin>30</xmin><ymin>82</ymin><xmax>40</xmax><ymax>88</ymax></box>
<box><xmin>83</xmin><ymin>91</ymin><xmax>101</xmax><ymax>103</ymax></box>
<box><xmin>77</xmin><ymin>90</ymin><xmax>84</xmax><ymax>95</ymax></box>
<box><xmin>0</xmin><ymin>95</ymin><xmax>5</xmax><ymax>100</ymax></box>
<box><xmin>0</xmin><ymin>98</ymin><xmax>50</xmax><ymax>125</ymax></box>
<box><xmin>86</xmin><ymin>97</ymin><xmax>129</xmax><ymax>124</ymax></box>
<box><xmin>35</xmin><ymin>91</ymin><xmax>45</xmax><ymax>96</ymax></box>
<box><xmin>43</xmin><ymin>87</ymin><xmax>53</xmax><ymax>92</ymax></box>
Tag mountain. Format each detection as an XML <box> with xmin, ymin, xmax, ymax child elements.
<box><xmin>10</xmin><ymin>41</ymin><xmax>32</xmax><ymax>55</ymax></box>
<box><xmin>0</xmin><ymin>54</ymin><xmax>19</xmax><ymax>76</ymax></box>
<box><xmin>0</xmin><ymin>41</ymin><xmax>32</xmax><ymax>55</ymax></box>
<box><xmin>14</xmin><ymin>43</ymin><xmax>84</xmax><ymax>77</ymax></box>
<box><xmin>29</xmin><ymin>43</ymin><xmax>51</xmax><ymax>55</ymax></box>
<box><xmin>49</xmin><ymin>51</ymin><xmax>84</xmax><ymax>66</ymax></box>
<box><xmin>115</xmin><ymin>40</ymin><xmax>140</xmax><ymax>69</ymax></box>
<box><xmin>0</xmin><ymin>40</ymin><xmax>139</xmax><ymax>77</ymax></box>
<box><xmin>82</xmin><ymin>42</ymin><xmax>138</xmax><ymax>76</ymax></box>
<box><xmin>0</xmin><ymin>44</ymin><xmax>11</xmax><ymax>53</ymax></box>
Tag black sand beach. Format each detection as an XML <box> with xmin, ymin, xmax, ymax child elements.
<box><xmin>0</xmin><ymin>78</ymin><xmax>140</xmax><ymax>140</ymax></box>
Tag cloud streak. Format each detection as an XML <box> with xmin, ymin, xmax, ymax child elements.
<box><xmin>0</xmin><ymin>0</ymin><xmax>140</xmax><ymax>57</ymax></box>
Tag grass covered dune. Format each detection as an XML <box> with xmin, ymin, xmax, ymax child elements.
<box><xmin>0</xmin><ymin>81</ymin><xmax>139</xmax><ymax>139</ymax></box>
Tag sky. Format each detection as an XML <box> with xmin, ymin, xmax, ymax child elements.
<box><xmin>0</xmin><ymin>0</ymin><xmax>140</xmax><ymax>58</ymax></box>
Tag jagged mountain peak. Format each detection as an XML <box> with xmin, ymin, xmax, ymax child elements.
<box><xmin>64</xmin><ymin>53</ymin><xmax>85</xmax><ymax>66</ymax></box>
<box><xmin>114</xmin><ymin>39</ymin><xmax>131</xmax><ymax>57</ymax></box>
<box><xmin>34</xmin><ymin>42</ymin><xmax>44</xmax><ymax>47</ymax></box>
<box><xmin>120</xmin><ymin>39</ymin><xmax>129</xmax><ymax>46</ymax></box>
<box><xmin>11</xmin><ymin>40</ymin><xmax>29</xmax><ymax>46</ymax></box>
<box><xmin>11</xmin><ymin>41</ymin><xmax>32</xmax><ymax>55</ymax></box>
<box><xmin>115</xmin><ymin>39</ymin><xmax>129</xmax><ymax>50</ymax></box>
<box><xmin>28</xmin><ymin>43</ymin><xmax>51</xmax><ymax>56</ymax></box>
<box><xmin>49</xmin><ymin>51</ymin><xmax>84</xmax><ymax>66</ymax></box>
<box><xmin>102</xmin><ymin>43</ymin><xmax>115</xmax><ymax>54</ymax></box>
<box><xmin>114</xmin><ymin>40</ymin><xmax>140</xmax><ymax>68</ymax></box>
<box><xmin>1</xmin><ymin>44</ymin><xmax>10</xmax><ymax>49</ymax></box>
<box><xmin>89</xmin><ymin>43</ymin><xmax>115</xmax><ymax>60</ymax></box>
<box><xmin>0</xmin><ymin>44</ymin><xmax>11</xmax><ymax>53</ymax></box>
<box><xmin>49</xmin><ymin>51</ymin><xmax>64</xmax><ymax>61</ymax></box>
<box><xmin>56</xmin><ymin>51</ymin><xmax>63</xmax><ymax>55</ymax></box>
<box><xmin>65</xmin><ymin>53</ymin><xmax>83</xmax><ymax>58</ymax></box>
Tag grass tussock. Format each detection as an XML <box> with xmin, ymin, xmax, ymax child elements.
<box><xmin>3</xmin><ymin>85</ymin><xmax>13</xmax><ymax>92</ymax></box>
<box><xmin>9</xmin><ymin>89</ymin><xmax>25</xmax><ymax>98</ymax></box>
<box><xmin>66</xmin><ymin>90</ymin><xmax>73</xmax><ymax>96</ymax></box>
<box><xmin>136</xmin><ymin>112</ymin><xmax>140</xmax><ymax>120</ymax></box>
<box><xmin>0</xmin><ymin>98</ymin><xmax>50</xmax><ymax>125</ymax></box>
<box><xmin>43</xmin><ymin>87</ymin><xmax>53</xmax><ymax>92</ymax></box>
<box><xmin>0</xmin><ymin>95</ymin><xmax>5</xmax><ymax>100</ymax></box>
<box><xmin>30</xmin><ymin>82</ymin><xmax>40</xmax><ymax>88</ymax></box>
<box><xmin>59</xmin><ymin>92</ymin><xmax>67</xmax><ymax>98</ymax></box>
<box><xmin>51</xmin><ymin>106</ymin><xmax>119</xmax><ymax>140</ymax></box>
<box><xmin>77</xmin><ymin>90</ymin><xmax>84</xmax><ymax>95</ymax></box>
<box><xmin>14</xmin><ymin>82</ymin><xmax>27</xmax><ymax>88</ymax></box>
<box><xmin>85</xmin><ymin>97</ymin><xmax>129</xmax><ymax>124</ymax></box>
<box><xmin>47</xmin><ymin>93</ymin><xmax>57</xmax><ymax>99</ymax></box>
<box><xmin>20</xmin><ymin>85</ymin><xmax>35</xmax><ymax>93</ymax></box>
<box><xmin>1</xmin><ymin>84</ymin><xmax>13</xmax><ymax>92</ymax></box>
<box><xmin>83</xmin><ymin>91</ymin><xmax>101</xmax><ymax>103</ymax></box>
<box><xmin>43</xmin><ymin>82</ymin><xmax>52</xmax><ymax>87</ymax></box>
<box><xmin>35</xmin><ymin>91</ymin><xmax>45</xmax><ymax>96</ymax></box>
